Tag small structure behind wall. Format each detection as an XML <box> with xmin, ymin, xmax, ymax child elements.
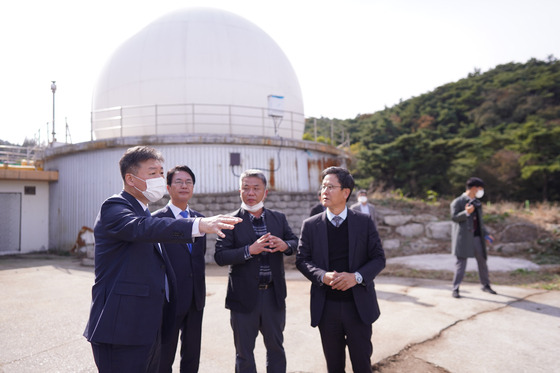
<box><xmin>0</xmin><ymin>166</ymin><xmax>58</xmax><ymax>254</ymax></box>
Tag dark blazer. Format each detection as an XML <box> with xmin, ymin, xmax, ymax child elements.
<box><xmin>296</xmin><ymin>209</ymin><xmax>386</xmax><ymax>327</ymax></box>
<box><xmin>214</xmin><ymin>208</ymin><xmax>298</xmax><ymax>313</ymax></box>
<box><xmin>450</xmin><ymin>194</ymin><xmax>489</xmax><ymax>259</ymax></box>
<box><xmin>152</xmin><ymin>205</ymin><xmax>207</xmax><ymax>314</ymax></box>
<box><xmin>310</xmin><ymin>203</ymin><xmax>325</xmax><ymax>217</ymax></box>
<box><xmin>83</xmin><ymin>191</ymin><xmax>196</xmax><ymax>346</ymax></box>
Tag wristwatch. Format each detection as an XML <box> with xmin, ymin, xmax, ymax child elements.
<box><xmin>354</xmin><ymin>272</ymin><xmax>363</xmax><ymax>284</ymax></box>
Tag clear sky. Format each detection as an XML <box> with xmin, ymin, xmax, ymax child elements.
<box><xmin>1</xmin><ymin>0</ymin><xmax>559</xmax><ymax>145</ymax></box>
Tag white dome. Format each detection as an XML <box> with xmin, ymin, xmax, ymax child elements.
<box><xmin>91</xmin><ymin>8</ymin><xmax>304</xmax><ymax>140</ymax></box>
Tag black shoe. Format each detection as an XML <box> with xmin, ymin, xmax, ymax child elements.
<box><xmin>482</xmin><ymin>285</ymin><xmax>497</xmax><ymax>294</ymax></box>
<box><xmin>452</xmin><ymin>289</ymin><xmax>460</xmax><ymax>298</ymax></box>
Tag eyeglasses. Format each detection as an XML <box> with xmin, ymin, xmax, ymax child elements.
<box><xmin>321</xmin><ymin>184</ymin><xmax>342</xmax><ymax>191</ymax></box>
<box><xmin>172</xmin><ymin>180</ymin><xmax>194</xmax><ymax>187</ymax></box>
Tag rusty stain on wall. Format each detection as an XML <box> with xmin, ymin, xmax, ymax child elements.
<box><xmin>307</xmin><ymin>157</ymin><xmax>342</xmax><ymax>185</ymax></box>
<box><xmin>269</xmin><ymin>158</ymin><xmax>276</xmax><ymax>190</ymax></box>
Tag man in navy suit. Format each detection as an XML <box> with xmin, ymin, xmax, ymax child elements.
<box><xmin>153</xmin><ymin>165</ymin><xmax>206</xmax><ymax>373</ymax></box>
<box><xmin>297</xmin><ymin>167</ymin><xmax>386</xmax><ymax>373</ymax></box>
<box><xmin>83</xmin><ymin>146</ymin><xmax>241</xmax><ymax>373</ymax></box>
<box><xmin>215</xmin><ymin>169</ymin><xmax>298</xmax><ymax>373</ymax></box>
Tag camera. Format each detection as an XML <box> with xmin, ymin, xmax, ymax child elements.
<box><xmin>468</xmin><ymin>199</ymin><xmax>482</xmax><ymax>208</ymax></box>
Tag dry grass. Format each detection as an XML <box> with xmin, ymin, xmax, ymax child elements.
<box><xmin>372</xmin><ymin>194</ymin><xmax>560</xmax><ymax>290</ymax></box>
<box><xmin>381</xmin><ymin>263</ymin><xmax>560</xmax><ymax>291</ymax></box>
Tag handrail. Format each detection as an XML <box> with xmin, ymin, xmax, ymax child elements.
<box><xmin>0</xmin><ymin>145</ymin><xmax>44</xmax><ymax>165</ymax></box>
<box><xmin>91</xmin><ymin>103</ymin><xmax>304</xmax><ymax>139</ymax></box>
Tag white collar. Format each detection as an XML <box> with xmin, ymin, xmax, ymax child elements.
<box><xmin>168</xmin><ymin>201</ymin><xmax>189</xmax><ymax>219</ymax></box>
<box><xmin>326</xmin><ymin>206</ymin><xmax>348</xmax><ymax>222</ymax></box>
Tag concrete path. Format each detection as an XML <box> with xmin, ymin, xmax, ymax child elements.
<box><xmin>0</xmin><ymin>255</ymin><xmax>558</xmax><ymax>372</ymax></box>
<box><xmin>387</xmin><ymin>253</ymin><xmax>541</xmax><ymax>272</ymax></box>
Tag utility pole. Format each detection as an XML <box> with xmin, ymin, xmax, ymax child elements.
<box><xmin>314</xmin><ymin>118</ymin><xmax>317</xmax><ymax>141</ymax></box>
<box><xmin>51</xmin><ymin>81</ymin><xmax>57</xmax><ymax>143</ymax></box>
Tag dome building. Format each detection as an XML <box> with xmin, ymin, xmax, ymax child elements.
<box><xmin>43</xmin><ymin>7</ymin><xmax>347</xmax><ymax>255</ymax></box>
<box><xmin>92</xmin><ymin>7</ymin><xmax>304</xmax><ymax>140</ymax></box>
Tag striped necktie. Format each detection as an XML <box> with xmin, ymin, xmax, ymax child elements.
<box><xmin>332</xmin><ymin>215</ymin><xmax>343</xmax><ymax>227</ymax></box>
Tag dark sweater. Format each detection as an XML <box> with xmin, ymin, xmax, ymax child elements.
<box><xmin>326</xmin><ymin>218</ymin><xmax>353</xmax><ymax>301</ymax></box>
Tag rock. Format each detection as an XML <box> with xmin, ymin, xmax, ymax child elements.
<box><xmin>425</xmin><ymin>221</ymin><xmax>452</xmax><ymax>240</ymax></box>
<box><xmin>412</xmin><ymin>214</ymin><xmax>438</xmax><ymax>223</ymax></box>
<box><xmin>382</xmin><ymin>239</ymin><xmax>400</xmax><ymax>250</ymax></box>
<box><xmin>376</xmin><ymin>226</ymin><xmax>392</xmax><ymax>237</ymax></box>
<box><xmin>396</xmin><ymin>223</ymin><xmax>424</xmax><ymax>237</ymax></box>
<box><xmin>375</xmin><ymin>206</ymin><xmax>400</xmax><ymax>217</ymax></box>
<box><xmin>499</xmin><ymin>223</ymin><xmax>538</xmax><ymax>243</ymax></box>
<box><xmin>494</xmin><ymin>242</ymin><xmax>533</xmax><ymax>255</ymax></box>
<box><xmin>385</xmin><ymin>215</ymin><xmax>413</xmax><ymax>226</ymax></box>
<box><xmin>410</xmin><ymin>237</ymin><xmax>440</xmax><ymax>251</ymax></box>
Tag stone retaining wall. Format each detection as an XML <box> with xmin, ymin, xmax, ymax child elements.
<box><xmin>151</xmin><ymin>191</ymin><xmax>318</xmax><ymax>263</ymax></box>
<box><xmin>374</xmin><ymin>206</ymin><xmax>539</xmax><ymax>257</ymax></box>
<box><xmin>148</xmin><ymin>194</ymin><xmax>541</xmax><ymax>263</ymax></box>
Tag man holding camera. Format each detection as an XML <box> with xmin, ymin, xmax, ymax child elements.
<box><xmin>450</xmin><ymin>177</ymin><xmax>496</xmax><ymax>298</ymax></box>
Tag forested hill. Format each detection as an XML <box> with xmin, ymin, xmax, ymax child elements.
<box><xmin>304</xmin><ymin>57</ymin><xmax>560</xmax><ymax>202</ymax></box>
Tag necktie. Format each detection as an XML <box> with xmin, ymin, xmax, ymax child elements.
<box><xmin>179</xmin><ymin>210</ymin><xmax>193</xmax><ymax>253</ymax></box>
<box><xmin>332</xmin><ymin>215</ymin><xmax>343</xmax><ymax>227</ymax></box>
<box><xmin>145</xmin><ymin>208</ymin><xmax>169</xmax><ymax>300</ymax></box>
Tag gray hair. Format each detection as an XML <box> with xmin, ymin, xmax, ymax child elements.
<box><xmin>239</xmin><ymin>169</ymin><xmax>267</xmax><ymax>188</ymax></box>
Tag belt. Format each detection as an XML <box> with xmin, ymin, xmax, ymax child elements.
<box><xmin>258</xmin><ymin>283</ymin><xmax>273</xmax><ymax>290</ymax></box>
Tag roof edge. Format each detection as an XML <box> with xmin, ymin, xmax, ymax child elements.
<box><xmin>43</xmin><ymin>134</ymin><xmax>349</xmax><ymax>160</ymax></box>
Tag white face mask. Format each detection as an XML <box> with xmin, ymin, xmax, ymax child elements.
<box><xmin>241</xmin><ymin>199</ymin><xmax>264</xmax><ymax>213</ymax></box>
<box><xmin>475</xmin><ymin>189</ymin><xmax>484</xmax><ymax>199</ymax></box>
<box><xmin>358</xmin><ymin>196</ymin><xmax>368</xmax><ymax>203</ymax></box>
<box><xmin>132</xmin><ymin>174</ymin><xmax>167</xmax><ymax>202</ymax></box>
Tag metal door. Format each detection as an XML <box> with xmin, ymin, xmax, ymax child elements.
<box><xmin>0</xmin><ymin>193</ymin><xmax>21</xmax><ymax>253</ymax></box>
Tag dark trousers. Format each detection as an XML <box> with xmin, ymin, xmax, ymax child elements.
<box><xmin>159</xmin><ymin>302</ymin><xmax>204</xmax><ymax>373</ymax></box>
<box><xmin>230</xmin><ymin>287</ymin><xmax>286</xmax><ymax>373</ymax></box>
<box><xmin>91</xmin><ymin>329</ymin><xmax>161</xmax><ymax>373</ymax></box>
<box><xmin>318</xmin><ymin>298</ymin><xmax>373</xmax><ymax>373</ymax></box>
<box><xmin>452</xmin><ymin>237</ymin><xmax>490</xmax><ymax>291</ymax></box>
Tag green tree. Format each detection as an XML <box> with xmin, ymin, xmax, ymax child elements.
<box><xmin>511</xmin><ymin>119</ymin><xmax>560</xmax><ymax>200</ymax></box>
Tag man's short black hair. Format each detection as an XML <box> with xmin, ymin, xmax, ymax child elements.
<box><xmin>466</xmin><ymin>177</ymin><xmax>485</xmax><ymax>189</ymax></box>
<box><xmin>357</xmin><ymin>189</ymin><xmax>367</xmax><ymax>195</ymax></box>
<box><xmin>167</xmin><ymin>165</ymin><xmax>196</xmax><ymax>186</ymax></box>
<box><xmin>321</xmin><ymin>166</ymin><xmax>355</xmax><ymax>202</ymax></box>
<box><xmin>119</xmin><ymin>146</ymin><xmax>164</xmax><ymax>181</ymax></box>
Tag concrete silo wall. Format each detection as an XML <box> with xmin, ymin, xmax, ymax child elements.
<box><xmin>44</xmin><ymin>135</ymin><xmax>347</xmax><ymax>252</ymax></box>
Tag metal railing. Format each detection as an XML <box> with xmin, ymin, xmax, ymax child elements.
<box><xmin>0</xmin><ymin>145</ymin><xmax>44</xmax><ymax>165</ymax></box>
<box><xmin>91</xmin><ymin>103</ymin><xmax>304</xmax><ymax>139</ymax></box>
